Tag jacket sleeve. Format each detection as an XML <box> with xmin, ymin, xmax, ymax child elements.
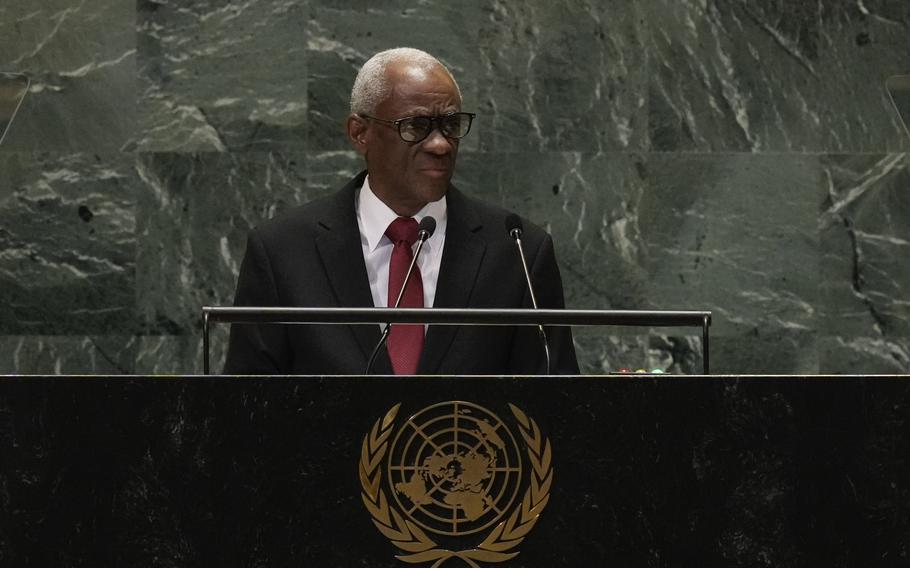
<box><xmin>222</xmin><ymin>229</ymin><xmax>291</xmax><ymax>374</ymax></box>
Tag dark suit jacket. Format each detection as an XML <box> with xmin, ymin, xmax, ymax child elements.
<box><xmin>223</xmin><ymin>171</ymin><xmax>578</xmax><ymax>375</ymax></box>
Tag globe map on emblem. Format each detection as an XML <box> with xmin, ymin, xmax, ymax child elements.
<box><xmin>387</xmin><ymin>401</ymin><xmax>524</xmax><ymax>536</ymax></box>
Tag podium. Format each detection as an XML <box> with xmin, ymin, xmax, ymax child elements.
<box><xmin>1</xmin><ymin>374</ymin><xmax>909</xmax><ymax>566</ymax></box>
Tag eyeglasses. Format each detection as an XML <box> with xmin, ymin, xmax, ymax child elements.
<box><xmin>358</xmin><ymin>112</ymin><xmax>476</xmax><ymax>143</ymax></box>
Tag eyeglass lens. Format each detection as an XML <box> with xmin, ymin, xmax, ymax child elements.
<box><xmin>399</xmin><ymin>113</ymin><xmax>472</xmax><ymax>142</ymax></box>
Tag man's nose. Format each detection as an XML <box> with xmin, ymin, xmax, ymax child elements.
<box><xmin>421</xmin><ymin>127</ymin><xmax>454</xmax><ymax>154</ymax></box>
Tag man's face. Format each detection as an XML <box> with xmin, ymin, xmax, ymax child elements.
<box><xmin>349</xmin><ymin>62</ymin><xmax>461</xmax><ymax>216</ymax></box>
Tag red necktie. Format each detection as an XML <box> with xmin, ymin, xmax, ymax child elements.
<box><xmin>385</xmin><ymin>217</ymin><xmax>424</xmax><ymax>375</ymax></box>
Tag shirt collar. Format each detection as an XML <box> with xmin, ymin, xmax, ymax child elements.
<box><xmin>357</xmin><ymin>175</ymin><xmax>448</xmax><ymax>252</ymax></box>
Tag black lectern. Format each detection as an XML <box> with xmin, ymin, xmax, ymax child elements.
<box><xmin>1</xmin><ymin>374</ymin><xmax>909</xmax><ymax>566</ymax></box>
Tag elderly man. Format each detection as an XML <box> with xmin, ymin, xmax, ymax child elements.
<box><xmin>224</xmin><ymin>48</ymin><xmax>578</xmax><ymax>375</ymax></box>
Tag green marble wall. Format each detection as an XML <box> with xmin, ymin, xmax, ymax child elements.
<box><xmin>1</xmin><ymin>0</ymin><xmax>908</xmax><ymax>374</ymax></box>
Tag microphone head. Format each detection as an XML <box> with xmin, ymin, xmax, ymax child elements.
<box><xmin>505</xmin><ymin>213</ymin><xmax>523</xmax><ymax>239</ymax></box>
<box><xmin>418</xmin><ymin>215</ymin><xmax>436</xmax><ymax>240</ymax></box>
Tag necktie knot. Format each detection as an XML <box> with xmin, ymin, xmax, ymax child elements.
<box><xmin>386</xmin><ymin>217</ymin><xmax>419</xmax><ymax>246</ymax></box>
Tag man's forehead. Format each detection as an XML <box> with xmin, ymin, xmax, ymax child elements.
<box><xmin>386</xmin><ymin>61</ymin><xmax>451</xmax><ymax>88</ymax></box>
<box><xmin>381</xmin><ymin>63</ymin><xmax>460</xmax><ymax>111</ymax></box>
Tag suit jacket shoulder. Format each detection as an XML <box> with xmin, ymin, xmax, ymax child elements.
<box><xmin>250</xmin><ymin>171</ymin><xmax>365</xmax><ymax>254</ymax></box>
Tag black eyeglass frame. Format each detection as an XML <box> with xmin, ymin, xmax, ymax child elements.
<box><xmin>358</xmin><ymin>112</ymin><xmax>476</xmax><ymax>143</ymax></box>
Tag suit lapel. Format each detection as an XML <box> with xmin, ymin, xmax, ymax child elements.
<box><xmin>314</xmin><ymin>173</ymin><xmax>392</xmax><ymax>374</ymax></box>
<box><xmin>419</xmin><ymin>187</ymin><xmax>486</xmax><ymax>374</ymax></box>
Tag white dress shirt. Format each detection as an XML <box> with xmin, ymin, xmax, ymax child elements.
<box><xmin>355</xmin><ymin>175</ymin><xmax>448</xmax><ymax>309</ymax></box>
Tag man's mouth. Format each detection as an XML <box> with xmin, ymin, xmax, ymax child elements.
<box><xmin>418</xmin><ymin>166</ymin><xmax>451</xmax><ymax>178</ymax></box>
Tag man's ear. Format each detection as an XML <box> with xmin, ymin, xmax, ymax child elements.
<box><xmin>347</xmin><ymin>114</ymin><xmax>368</xmax><ymax>155</ymax></box>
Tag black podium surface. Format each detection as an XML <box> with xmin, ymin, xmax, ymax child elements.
<box><xmin>1</xmin><ymin>375</ymin><xmax>908</xmax><ymax>567</ymax></box>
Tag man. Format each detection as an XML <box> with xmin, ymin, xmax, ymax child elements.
<box><xmin>224</xmin><ymin>48</ymin><xmax>578</xmax><ymax>375</ymax></box>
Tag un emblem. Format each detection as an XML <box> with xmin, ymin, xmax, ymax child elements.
<box><xmin>359</xmin><ymin>401</ymin><xmax>553</xmax><ymax>567</ymax></box>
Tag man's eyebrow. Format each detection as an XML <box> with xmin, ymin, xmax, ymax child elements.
<box><xmin>406</xmin><ymin>107</ymin><xmax>458</xmax><ymax>116</ymax></box>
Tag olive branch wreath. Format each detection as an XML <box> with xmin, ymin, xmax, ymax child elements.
<box><xmin>359</xmin><ymin>403</ymin><xmax>553</xmax><ymax>568</ymax></box>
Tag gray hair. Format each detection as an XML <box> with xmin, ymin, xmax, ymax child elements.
<box><xmin>350</xmin><ymin>47</ymin><xmax>462</xmax><ymax>115</ymax></box>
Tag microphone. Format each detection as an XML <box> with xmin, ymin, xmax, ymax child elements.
<box><xmin>365</xmin><ymin>216</ymin><xmax>436</xmax><ymax>374</ymax></box>
<box><xmin>505</xmin><ymin>214</ymin><xmax>551</xmax><ymax>374</ymax></box>
<box><xmin>0</xmin><ymin>72</ymin><xmax>30</xmax><ymax>146</ymax></box>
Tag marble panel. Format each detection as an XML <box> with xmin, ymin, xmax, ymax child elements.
<box><xmin>0</xmin><ymin>0</ymin><xmax>907</xmax><ymax>376</ymax></box>
<box><xmin>475</xmin><ymin>1</ymin><xmax>646</xmax><ymax>153</ymax></box>
<box><xmin>648</xmin><ymin>0</ymin><xmax>910</xmax><ymax>152</ymax></box>
<box><xmin>820</xmin><ymin>336</ymin><xmax>910</xmax><ymax>374</ymax></box>
<box><xmin>304</xmin><ymin>149</ymin><xmax>364</xmax><ymax>194</ymax></box>
<box><xmin>0</xmin><ymin>152</ymin><xmax>136</xmax><ymax>334</ymax></box>
<box><xmin>0</xmin><ymin>335</ymin><xmax>136</xmax><ymax>374</ymax></box>
<box><xmin>573</xmin><ymin>328</ymin><xmax>820</xmax><ymax>379</ymax></box>
<box><xmin>640</xmin><ymin>154</ymin><xmax>819</xmax><ymax>339</ymax></box>
<box><xmin>305</xmin><ymin>1</ymin><xmax>484</xmax><ymax>152</ymax></box>
<box><xmin>306</xmin><ymin>0</ymin><xmax>645</xmax><ymax>154</ymax></box>
<box><xmin>819</xmin><ymin>153</ymin><xmax>910</xmax><ymax>339</ymax></box>
<box><xmin>711</xmin><ymin>329</ymin><xmax>819</xmax><ymax>375</ymax></box>
<box><xmin>457</xmin><ymin>151</ymin><xmax>716</xmax><ymax>373</ymax></box>
<box><xmin>573</xmin><ymin>329</ymin><xmax>703</xmax><ymax>375</ymax></box>
<box><xmin>135</xmin><ymin>151</ymin><xmax>309</xmax><ymax>335</ymax></box>
<box><xmin>458</xmin><ymin>151</ymin><xmax>649</xmax><ymax>311</ymax></box>
<box><xmin>135</xmin><ymin>332</ymin><xmax>228</xmax><ymax>375</ymax></box>
<box><xmin>135</xmin><ymin>0</ymin><xmax>308</xmax><ymax>152</ymax></box>
<box><xmin>0</xmin><ymin>0</ymin><xmax>136</xmax><ymax>152</ymax></box>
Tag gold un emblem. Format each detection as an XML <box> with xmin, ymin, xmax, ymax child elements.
<box><xmin>359</xmin><ymin>401</ymin><xmax>553</xmax><ymax>567</ymax></box>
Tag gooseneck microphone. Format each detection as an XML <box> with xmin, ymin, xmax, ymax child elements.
<box><xmin>365</xmin><ymin>216</ymin><xmax>436</xmax><ymax>374</ymax></box>
<box><xmin>505</xmin><ymin>214</ymin><xmax>552</xmax><ymax>375</ymax></box>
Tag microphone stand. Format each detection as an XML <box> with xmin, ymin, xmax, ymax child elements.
<box><xmin>509</xmin><ymin>224</ymin><xmax>552</xmax><ymax>375</ymax></box>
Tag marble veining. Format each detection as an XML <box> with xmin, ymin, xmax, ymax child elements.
<box><xmin>0</xmin><ymin>335</ymin><xmax>136</xmax><ymax>374</ymax></box>
<box><xmin>135</xmin><ymin>0</ymin><xmax>308</xmax><ymax>152</ymax></box>
<box><xmin>0</xmin><ymin>153</ymin><xmax>135</xmax><ymax>334</ymax></box>
<box><xmin>135</xmin><ymin>151</ymin><xmax>308</xmax><ymax>335</ymax></box>
<box><xmin>820</xmin><ymin>153</ymin><xmax>910</xmax><ymax>338</ymax></box>
<box><xmin>475</xmin><ymin>1</ymin><xmax>647</xmax><ymax>153</ymax></box>
<box><xmin>648</xmin><ymin>0</ymin><xmax>910</xmax><ymax>152</ymax></box>
<box><xmin>0</xmin><ymin>0</ymin><xmax>136</xmax><ymax>152</ymax></box>
<box><xmin>0</xmin><ymin>0</ymin><xmax>909</xmax><ymax>374</ymax></box>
